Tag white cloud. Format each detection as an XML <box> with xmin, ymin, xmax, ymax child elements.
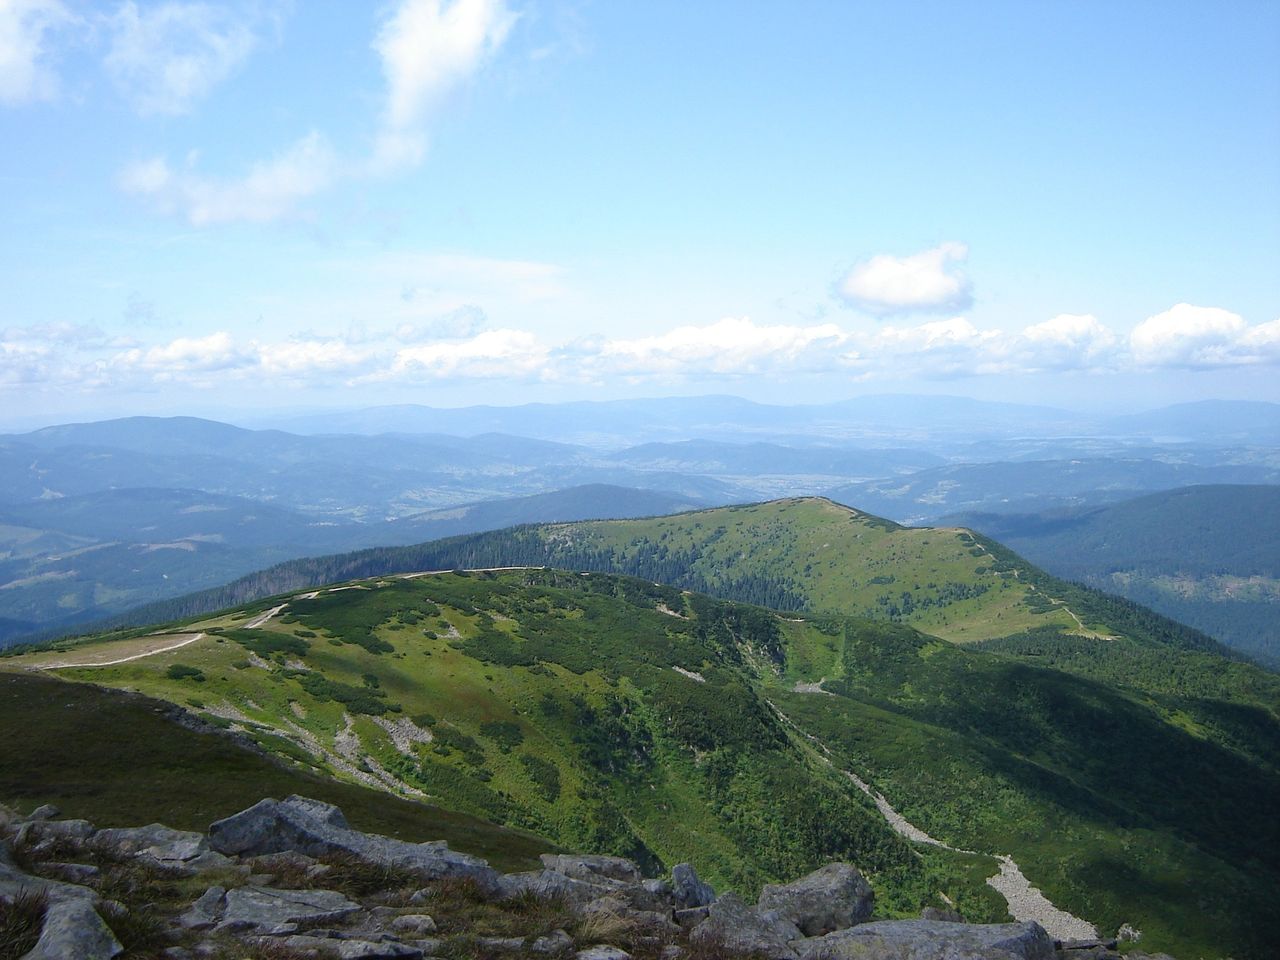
<box><xmin>837</xmin><ymin>242</ymin><xmax>973</xmax><ymax>316</ymax></box>
<box><xmin>599</xmin><ymin>317</ymin><xmax>846</xmax><ymax>376</ymax></box>
<box><xmin>1128</xmin><ymin>303</ymin><xmax>1280</xmax><ymax>368</ymax></box>
<box><xmin>113</xmin><ymin>330</ymin><xmax>251</xmax><ymax>377</ymax></box>
<box><xmin>388</xmin><ymin>328</ymin><xmax>548</xmax><ymax>379</ymax></box>
<box><xmin>0</xmin><ymin>0</ymin><xmax>76</xmax><ymax>104</ymax></box>
<box><xmin>371</xmin><ymin>0</ymin><xmax>516</xmax><ymax>171</ymax></box>
<box><xmin>119</xmin><ymin>131</ymin><xmax>338</xmax><ymax>225</ymax></box>
<box><xmin>104</xmin><ymin>1</ymin><xmax>259</xmax><ymax>116</ymax></box>
<box><xmin>1014</xmin><ymin>313</ymin><xmax>1119</xmax><ymax>371</ymax></box>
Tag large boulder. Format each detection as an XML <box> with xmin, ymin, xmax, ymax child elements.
<box><xmin>793</xmin><ymin>919</ymin><xmax>1056</xmax><ymax>960</ymax></box>
<box><xmin>690</xmin><ymin>892</ymin><xmax>801</xmax><ymax>960</ymax></box>
<box><xmin>499</xmin><ymin>868</ymin><xmax>618</xmax><ymax>907</ymax></box>
<box><xmin>758</xmin><ymin>862</ymin><xmax>873</xmax><ymax>937</ymax></box>
<box><xmin>208</xmin><ymin>796</ymin><xmax>500</xmax><ymax>892</ymax></box>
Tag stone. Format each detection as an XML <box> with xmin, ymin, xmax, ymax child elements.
<box><xmin>36</xmin><ymin>861</ymin><xmax>99</xmax><ymax>884</ymax></box>
<box><xmin>532</xmin><ymin>929</ymin><xmax>574</xmax><ymax>953</ymax></box>
<box><xmin>921</xmin><ymin>906</ymin><xmax>964</xmax><ymax>922</ymax></box>
<box><xmin>209</xmin><ymin>796</ymin><xmax>501</xmax><ymax>893</ymax></box>
<box><xmin>690</xmin><ymin>892</ymin><xmax>799</xmax><ymax>960</ymax></box>
<box><xmin>215</xmin><ymin>885</ymin><xmax>362</xmax><ymax>933</ymax></box>
<box><xmin>542</xmin><ymin>853</ymin><xmax>643</xmax><ymax>884</ymax></box>
<box><xmin>0</xmin><ymin>842</ymin><xmax>95</xmax><ymax>905</ymax></box>
<box><xmin>177</xmin><ymin>886</ymin><xmax>226</xmax><ymax>930</ymax></box>
<box><xmin>576</xmin><ymin>947</ymin><xmax>631</xmax><ymax>960</ymax></box>
<box><xmin>27</xmin><ymin>804</ymin><xmax>60</xmax><ymax>821</ymax></box>
<box><xmin>390</xmin><ymin>914</ymin><xmax>438</xmax><ymax>936</ymax></box>
<box><xmin>670</xmin><ymin>863</ymin><xmax>715</xmax><ymax>909</ymax></box>
<box><xmin>500</xmin><ymin>868</ymin><xmax>616</xmax><ymax>906</ymax></box>
<box><xmin>757</xmin><ymin>862</ymin><xmax>873</xmax><ymax>937</ymax></box>
<box><xmin>793</xmin><ymin>919</ymin><xmax>1055</xmax><ymax>960</ymax></box>
<box><xmin>92</xmin><ymin>824</ymin><xmax>205</xmax><ymax>861</ymax></box>
<box><xmin>280</xmin><ymin>935</ymin><xmax>424</xmax><ymax>959</ymax></box>
<box><xmin>20</xmin><ymin>897</ymin><xmax>122</xmax><ymax>960</ymax></box>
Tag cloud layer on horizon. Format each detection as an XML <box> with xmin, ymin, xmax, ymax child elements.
<box><xmin>4</xmin><ymin>303</ymin><xmax>1278</xmax><ymax>393</ymax></box>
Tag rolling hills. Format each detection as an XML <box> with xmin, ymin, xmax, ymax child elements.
<box><xmin>5</xmin><ymin>556</ymin><xmax>1278</xmax><ymax>958</ymax></box>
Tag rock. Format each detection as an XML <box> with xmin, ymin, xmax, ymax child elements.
<box><xmin>21</xmin><ymin>897</ymin><xmax>122</xmax><ymax>960</ymax></box>
<box><xmin>178</xmin><ymin>882</ymin><xmax>361</xmax><ymax>935</ymax></box>
<box><xmin>670</xmin><ymin>863</ymin><xmax>715</xmax><ymax>909</ymax></box>
<box><xmin>280</xmin><ymin>935</ymin><xmax>424</xmax><ymax>959</ymax></box>
<box><xmin>542</xmin><ymin>853</ymin><xmax>643</xmax><ymax>884</ymax></box>
<box><xmin>690</xmin><ymin>892</ymin><xmax>799</xmax><ymax>960</ymax></box>
<box><xmin>0</xmin><ymin>842</ymin><xmax>95</xmax><ymax>905</ymax></box>
<box><xmin>500</xmin><ymin>868</ymin><xmax>616</xmax><ymax>906</ymax></box>
<box><xmin>27</xmin><ymin>804</ymin><xmax>60</xmax><ymax>821</ymax></box>
<box><xmin>390</xmin><ymin>914</ymin><xmax>438</xmax><ymax>936</ymax></box>
<box><xmin>209</xmin><ymin>796</ymin><xmax>501</xmax><ymax>892</ymax></box>
<box><xmin>576</xmin><ymin>947</ymin><xmax>631</xmax><ymax>960</ymax></box>
<box><xmin>921</xmin><ymin>906</ymin><xmax>964</xmax><ymax>922</ymax></box>
<box><xmin>793</xmin><ymin>919</ymin><xmax>1055</xmax><ymax>960</ymax></box>
<box><xmin>1117</xmin><ymin>924</ymin><xmax>1142</xmax><ymax>943</ymax></box>
<box><xmin>1059</xmin><ymin>938</ymin><xmax>1119</xmax><ymax>951</ymax></box>
<box><xmin>532</xmin><ymin>929</ymin><xmax>574</xmax><ymax>953</ymax></box>
<box><xmin>36</xmin><ymin>861</ymin><xmax>100</xmax><ymax>884</ymax></box>
<box><xmin>757</xmin><ymin>862</ymin><xmax>873</xmax><ymax>937</ymax></box>
<box><xmin>93</xmin><ymin>824</ymin><xmax>204</xmax><ymax>860</ymax></box>
<box><xmin>177</xmin><ymin>886</ymin><xmax>226</xmax><ymax>930</ymax></box>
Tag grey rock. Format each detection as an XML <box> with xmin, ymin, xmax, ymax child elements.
<box><xmin>0</xmin><ymin>842</ymin><xmax>95</xmax><ymax>905</ymax></box>
<box><xmin>920</xmin><ymin>907</ymin><xmax>963</xmax><ymax>922</ymax></box>
<box><xmin>670</xmin><ymin>863</ymin><xmax>715</xmax><ymax>909</ymax></box>
<box><xmin>209</xmin><ymin>796</ymin><xmax>500</xmax><ymax>892</ymax></box>
<box><xmin>532</xmin><ymin>929</ymin><xmax>574</xmax><ymax>953</ymax></box>
<box><xmin>281</xmin><ymin>935</ymin><xmax>424</xmax><ymax>958</ymax></box>
<box><xmin>690</xmin><ymin>892</ymin><xmax>799</xmax><ymax>960</ymax></box>
<box><xmin>1059</xmin><ymin>939</ymin><xmax>1119</xmax><ymax>951</ymax></box>
<box><xmin>542</xmin><ymin>853</ymin><xmax>643</xmax><ymax>884</ymax></box>
<box><xmin>217</xmin><ymin>886</ymin><xmax>361</xmax><ymax>932</ymax></box>
<box><xmin>20</xmin><ymin>898</ymin><xmax>122</xmax><ymax>960</ymax></box>
<box><xmin>479</xmin><ymin>936</ymin><xmax>527</xmax><ymax>951</ymax></box>
<box><xmin>501</xmin><ymin>868</ymin><xmax>616</xmax><ymax>906</ymax></box>
<box><xmin>93</xmin><ymin>824</ymin><xmax>205</xmax><ymax>861</ymax></box>
<box><xmin>28</xmin><ymin>818</ymin><xmax>95</xmax><ymax>842</ymax></box>
<box><xmin>576</xmin><ymin>947</ymin><xmax>631</xmax><ymax>960</ymax></box>
<box><xmin>27</xmin><ymin>804</ymin><xmax>60</xmax><ymax>821</ymax></box>
<box><xmin>642</xmin><ymin>878</ymin><xmax>672</xmax><ymax>900</ymax></box>
<box><xmin>758</xmin><ymin>862</ymin><xmax>873</xmax><ymax>937</ymax></box>
<box><xmin>793</xmin><ymin>919</ymin><xmax>1055</xmax><ymax>960</ymax></box>
<box><xmin>177</xmin><ymin>885</ymin><xmax>226</xmax><ymax>930</ymax></box>
<box><xmin>391</xmin><ymin>914</ymin><xmax>438</xmax><ymax>936</ymax></box>
<box><xmin>36</xmin><ymin>861</ymin><xmax>100</xmax><ymax>884</ymax></box>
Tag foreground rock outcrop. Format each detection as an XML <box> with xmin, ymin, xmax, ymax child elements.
<box><xmin>0</xmin><ymin>797</ymin><xmax>1180</xmax><ymax>960</ymax></box>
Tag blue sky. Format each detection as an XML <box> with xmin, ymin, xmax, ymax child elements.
<box><xmin>2</xmin><ymin>0</ymin><xmax>1278</xmax><ymax>423</ymax></box>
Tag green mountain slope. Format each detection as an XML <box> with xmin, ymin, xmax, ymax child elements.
<box><xmin>7</xmin><ymin>564</ymin><xmax>1279</xmax><ymax>958</ymax></box>
<box><xmin>105</xmin><ymin>498</ymin><xmax>1226</xmax><ymax>660</ymax></box>
<box><xmin>947</xmin><ymin>485</ymin><xmax>1280</xmax><ymax>665</ymax></box>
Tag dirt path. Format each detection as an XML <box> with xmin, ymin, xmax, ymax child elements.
<box><xmin>766</xmin><ymin>698</ymin><xmax>1098</xmax><ymax>940</ymax></box>
<box><xmin>37</xmin><ymin>633</ymin><xmax>205</xmax><ymax>669</ymax></box>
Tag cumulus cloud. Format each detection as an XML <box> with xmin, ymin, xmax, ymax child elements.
<box><xmin>112</xmin><ymin>330</ymin><xmax>250</xmax><ymax>378</ymax></box>
<box><xmin>1128</xmin><ymin>303</ymin><xmax>1280</xmax><ymax>368</ymax></box>
<box><xmin>389</xmin><ymin>328</ymin><xmax>548</xmax><ymax>380</ymax></box>
<box><xmin>837</xmin><ymin>242</ymin><xmax>973</xmax><ymax>316</ymax></box>
<box><xmin>104</xmin><ymin>1</ymin><xmax>260</xmax><ymax>116</ymax></box>
<box><xmin>599</xmin><ymin>317</ymin><xmax>846</xmax><ymax>377</ymax></box>
<box><xmin>1013</xmin><ymin>313</ymin><xmax>1119</xmax><ymax>371</ymax></box>
<box><xmin>0</xmin><ymin>0</ymin><xmax>76</xmax><ymax>104</ymax></box>
<box><xmin>119</xmin><ymin>131</ymin><xmax>338</xmax><ymax>225</ymax></box>
<box><xmin>371</xmin><ymin>0</ymin><xmax>516</xmax><ymax>171</ymax></box>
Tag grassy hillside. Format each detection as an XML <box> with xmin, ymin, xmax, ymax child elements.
<box><xmin>93</xmin><ymin>498</ymin><xmax>1188</xmax><ymax>652</ymax></box>
<box><xmin>949</xmin><ymin>485</ymin><xmax>1280</xmax><ymax>664</ymax></box>
<box><xmin>6</xmin><ymin>566</ymin><xmax>1279</xmax><ymax>957</ymax></box>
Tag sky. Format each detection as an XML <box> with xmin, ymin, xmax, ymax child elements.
<box><xmin>2</xmin><ymin>0</ymin><xmax>1279</xmax><ymax>425</ymax></box>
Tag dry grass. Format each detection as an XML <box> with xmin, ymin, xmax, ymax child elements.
<box><xmin>0</xmin><ymin>889</ymin><xmax>47</xmax><ymax>960</ymax></box>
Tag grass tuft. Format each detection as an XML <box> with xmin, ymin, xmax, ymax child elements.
<box><xmin>0</xmin><ymin>889</ymin><xmax>47</xmax><ymax>960</ymax></box>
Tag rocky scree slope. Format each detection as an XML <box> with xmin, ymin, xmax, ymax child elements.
<box><xmin>0</xmin><ymin>795</ymin><xmax>1173</xmax><ymax>960</ymax></box>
